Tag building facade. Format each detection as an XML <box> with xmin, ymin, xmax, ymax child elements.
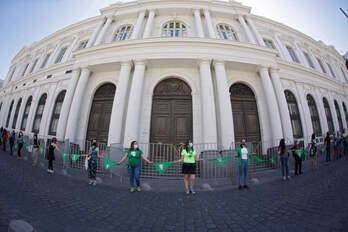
<box><xmin>1</xmin><ymin>0</ymin><xmax>348</xmax><ymax>151</ymax></box>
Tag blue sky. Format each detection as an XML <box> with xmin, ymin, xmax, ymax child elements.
<box><xmin>0</xmin><ymin>0</ymin><xmax>347</xmax><ymax>80</ymax></box>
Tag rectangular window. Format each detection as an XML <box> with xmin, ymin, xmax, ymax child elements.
<box><xmin>22</xmin><ymin>63</ymin><xmax>29</xmax><ymax>76</ymax></box>
<box><xmin>54</xmin><ymin>47</ymin><xmax>68</xmax><ymax>64</ymax></box>
<box><xmin>286</xmin><ymin>46</ymin><xmax>299</xmax><ymax>63</ymax></box>
<box><xmin>40</xmin><ymin>53</ymin><xmax>51</xmax><ymax>69</ymax></box>
<box><xmin>303</xmin><ymin>52</ymin><xmax>314</xmax><ymax>69</ymax></box>
<box><xmin>29</xmin><ymin>59</ymin><xmax>38</xmax><ymax>73</ymax></box>
<box><xmin>317</xmin><ymin>58</ymin><xmax>327</xmax><ymax>73</ymax></box>
<box><xmin>77</xmin><ymin>40</ymin><xmax>88</xmax><ymax>50</ymax></box>
<box><xmin>264</xmin><ymin>39</ymin><xmax>275</xmax><ymax>49</ymax></box>
<box><xmin>327</xmin><ymin>63</ymin><xmax>336</xmax><ymax>78</ymax></box>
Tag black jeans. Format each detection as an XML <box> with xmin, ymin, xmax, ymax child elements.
<box><xmin>48</xmin><ymin>159</ymin><xmax>53</xmax><ymax>170</ymax></box>
<box><xmin>295</xmin><ymin>156</ymin><xmax>302</xmax><ymax>175</ymax></box>
<box><xmin>9</xmin><ymin>141</ymin><xmax>14</xmax><ymax>155</ymax></box>
<box><xmin>17</xmin><ymin>143</ymin><xmax>23</xmax><ymax>157</ymax></box>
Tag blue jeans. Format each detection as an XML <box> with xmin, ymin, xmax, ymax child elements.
<box><xmin>281</xmin><ymin>157</ymin><xmax>289</xmax><ymax>178</ymax></box>
<box><xmin>128</xmin><ymin>165</ymin><xmax>140</xmax><ymax>187</ymax></box>
<box><xmin>238</xmin><ymin>160</ymin><xmax>248</xmax><ymax>186</ymax></box>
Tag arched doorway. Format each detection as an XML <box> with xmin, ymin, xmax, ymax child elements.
<box><xmin>230</xmin><ymin>83</ymin><xmax>261</xmax><ymax>143</ymax></box>
<box><xmin>86</xmin><ymin>83</ymin><xmax>116</xmax><ymax>144</ymax></box>
<box><xmin>150</xmin><ymin>78</ymin><xmax>193</xmax><ymax>146</ymax></box>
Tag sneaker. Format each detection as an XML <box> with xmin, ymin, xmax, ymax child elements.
<box><xmin>92</xmin><ymin>181</ymin><xmax>97</xmax><ymax>186</ymax></box>
<box><xmin>47</xmin><ymin>169</ymin><xmax>50</xmax><ymax>173</ymax></box>
<box><xmin>190</xmin><ymin>190</ymin><xmax>196</xmax><ymax>194</ymax></box>
<box><xmin>283</xmin><ymin>176</ymin><xmax>286</xmax><ymax>180</ymax></box>
<box><xmin>130</xmin><ymin>188</ymin><xmax>135</xmax><ymax>193</ymax></box>
<box><xmin>50</xmin><ymin>170</ymin><xmax>54</xmax><ymax>174</ymax></box>
<box><xmin>136</xmin><ymin>187</ymin><xmax>141</xmax><ymax>192</ymax></box>
<box><xmin>185</xmin><ymin>190</ymin><xmax>190</xmax><ymax>194</ymax></box>
<box><xmin>287</xmin><ymin>176</ymin><xmax>291</xmax><ymax>180</ymax></box>
<box><xmin>238</xmin><ymin>185</ymin><xmax>242</xmax><ymax>190</ymax></box>
<box><xmin>243</xmin><ymin>185</ymin><xmax>249</xmax><ymax>189</ymax></box>
<box><xmin>88</xmin><ymin>181</ymin><xmax>93</xmax><ymax>185</ymax></box>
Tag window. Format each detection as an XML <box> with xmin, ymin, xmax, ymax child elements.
<box><xmin>317</xmin><ymin>58</ymin><xmax>327</xmax><ymax>73</ymax></box>
<box><xmin>55</xmin><ymin>47</ymin><xmax>68</xmax><ymax>64</ymax></box>
<box><xmin>343</xmin><ymin>102</ymin><xmax>348</xmax><ymax>129</ymax></box>
<box><xmin>286</xmin><ymin>46</ymin><xmax>299</xmax><ymax>63</ymax></box>
<box><xmin>32</xmin><ymin>94</ymin><xmax>47</xmax><ymax>133</ymax></box>
<box><xmin>12</xmin><ymin>98</ymin><xmax>22</xmax><ymax>129</ymax></box>
<box><xmin>285</xmin><ymin>90</ymin><xmax>303</xmax><ymax>138</ymax></box>
<box><xmin>30</xmin><ymin>59</ymin><xmax>38</xmax><ymax>73</ymax></box>
<box><xmin>49</xmin><ymin>90</ymin><xmax>66</xmax><ymax>135</ymax></box>
<box><xmin>323</xmin><ymin>97</ymin><xmax>334</xmax><ymax>134</ymax></box>
<box><xmin>77</xmin><ymin>40</ymin><xmax>88</xmax><ymax>50</ymax></box>
<box><xmin>303</xmin><ymin>52</ymin><xmax>315</xmax><ymax>69</ymax></box>
<box><xmin>8</xmin><ymin>67</ymin><xmax>16</xmax><ymax>82</ymax></box>
<box><xmin>40</xmin><ymin>53</ymin><xmax>51</xmax><ymax>69</ymax></box>
<box><xmin>307</xmin><ymin>95</ymin><xmax>322</xmax><ymax>136</ymax></box>
<box><xmin>113</xmin><ymin>25</ymin><xmax>133</xmax><ymax>41</ymax></box>
<box><xmin>217</xmin><ymin>24</ymin><xmax>238</xmax><ymax>41</ymax></box>
<box><xmin>162</xmin><ymin>21</ymin><xmax>187</xmax><ymax>37</ymax></box>
<box><xmin>20</xmin><ymin>96</ymin><xmax>32</xmax><ymax>131</ymax></box>
<box><xmin>263</xmin><ymin>39</ymin><xmax>275</xmax><ymax>49</ymax></box>
<box><xmin>327</xmin><ymin>63</ymin><xmax>336</xmax><ymax>78</ymax></box>
<box><xmin>334</xmin><ymin>100</ymin><xmax>343</xmax><ymax>132</ymax></box>
<box><xmin>6</xmin><ymin>100</ymin><xmax>14</xmax><ymax>128</ymax></box>
<box><xmin>22</xmin><ymin>63</ymin><xmax>29</xmax><ymax>76</ymax></box>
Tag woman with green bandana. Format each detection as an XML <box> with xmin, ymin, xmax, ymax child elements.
<box><xmin>181</xmin><ymin>141</ymin><xmax>197</xmax><ymax>194</ymax></box>
<box><xmin>117</xmin><ymin>141</ymin><xmax>152</xmax><ymax>192</ymax></box>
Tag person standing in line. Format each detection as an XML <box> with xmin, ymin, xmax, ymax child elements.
<box><xmin>47</xmin><ymin>138</ymin><xmax>60</xmax><ymax>174</ymax></box>
<box><xmin>87</xmin><ymin>140</ymin><xmax>101</xmax><ymax>186</ymax></box>
<box><xmin>324</xmin><ymin>132</ymin><xmax>331</xmax><ymax>162</ymax></box>
<box><xmin>180</xmin><ymin>141</ymin><xmax>197</xmax><ymax>194</ymax></box>
<box><xmin>117</xmin><ymin>141</ymin><xmax>152</xmax><ymax>192</ymax></box>
<box><xmin>333</xmin><ymin>132</ymin><xmax>339</xmax><ymax>160</ymax></box>
<box><xmin>17</xmin><ymin>131</ymin><xmax>24</xmax><ymax>159</ymax></box>
<box><xmin>2</xmin><ymin>129</ymin><xmax>8</xmax><ymax>152</ymax></box>
<box><xmin>278</xmin><ymin>139</ymin><xmax>289</xmax><ymax>180</ymax></box>
<box><xmin>0</xmin><ymin>127</ymin><xmax>3</xmax><ymax>146</ymax></box>
<box><xmin>237</xmin><ymin>139</ymin><xmax>250</xmax><ymax>190</ymax></box>
<box><xmin>292</xmin><ymin>141</ymin><xmax>303</xmax><ymax>175</ymax></box>
<box><xmin>32</xmin><ymin>134</ymin><xmax>40</xmax><ymax>166</ymax></box>
<box><xmin>9</xmin><ymin>130</ymin><xmax>16</xmax><ymax>156</ymax></box>
<box><xmin>309</xmin><ymin>133</ymin><xmax>318</xmax><ymax>169</ymax></box>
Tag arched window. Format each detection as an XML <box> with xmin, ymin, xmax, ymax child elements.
<box><xmin>20</xmin><ymin>96</ymin><xmax>32</xmax><ymax>131</ymax></box>
<box><xmin>285</xmin><ymin>90</ymin><xmax>303</xmax><ymax>138</ymax></box>
<box><xmin>113</xmin><ymin>25</ymin><xmax>133</xmax><ymax>41</ymax></box>
<box><xmin>32</xmin><ymin>94</ymin><xmax>47</xmax><ymax>133</ymax></box>
<box><xmin>343</xmin><ymin>102</ymin><xmax>348</xmax><ymax>129</ymax></box>
<box><xmin>161</xmin><ymin>21</ymin><xmax>187</xmax><ymax>37</ymax></box>
<box><xmin>323</xmin><ymin>97</ymin><xmax>334</xmax><ymax>134</ymax></box>
<box><xmin>49</xmin><ymin>91</ymin><xmax>66</xmax><ymax>135</ymax></box>
<box><xmin>216</xmin><ymin>24</ymin><xmax>238</xmax><ymax>41</ymax></box>
<box><xmin>6</xmin><ymin>100</ymin><xmax>14</xmax><ymax>128</ymax></box>
<box><xmin>334</xmin><ymin>100</ymin><xmax>343</xmax><ymax>132</ymax></box>
<box><xmin>12</xmin><ymin>98</ymin><xmax>22</xmax><ymax>129</ymax></box>
<box><xmin>307</xmin><ymin>95</ymin><xmax>322</xmax><ymax>136</ymax></box>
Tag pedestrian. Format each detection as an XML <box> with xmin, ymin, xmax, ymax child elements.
<box><xmin>180</xmin><ymin>141</ymin><xmax>197</xmax><ymax>194</ymax></box>
<box><xmin>32</xmin><ymin>134</ymin><xmax>40</xmax><ymax>166</ymax></box>
<box><xmin>47</xmin><ymin>137</ymin><xmax>60</xmax><ymax>174</ymax></box>
<box><xmin>9</xmin><ymin>130</ymin><xmax>16</xmax><ymax>156</ymax></box>
<box><xmin>278</xmin><ymin>139</ymin><xmax>289</xmax><ymax>180</ymax></box>
<box><xmin>338</xmin><ymin>133</ymin><xmax>344</xmax><ymax>159</ymax></box>
<box><xmin>309</xmin><ymin>133</ymin><xmax>318</xmax><ymax>169</ymax></box>
<box><xmin>237</xmin><ymin>138</ymin><xmax>250</xmax><ymax>190</ymax></box>
<box><xmin>292</xmin><ymin>140</ymin><xmax>303</xmax><ymax>175</ymax></box>
<box><xmin>87</xmin><ymin>140</ymin><xmax>101</xmax><ymax>186</ymax></box>
<box><xmin>333</xmin><ymin>132</ymin><xmax>339</xmax><ymax>160</ymax></box>
<box><xmin>0</xmin><ymin>127</ymin><xmax>3</xmax><ymax>146</ymax></box>
<box><xmin>17</xmin><ymin>131</ymin><xmax>24</xmax><ymax>159</ymax></box>
<box><xmin>324</xmin><ymin>132</ymin><xmax>331</xmax><ymax>162</ymax></box>
<box><xmin>117</xmin><ymin>141</ymin><xmax>152</xmax><ymax>192</ymax></box>
<box><xmin>2</xmin><ymin>129</ymin><xmax>8</xmax><ymax>151</ymax></box>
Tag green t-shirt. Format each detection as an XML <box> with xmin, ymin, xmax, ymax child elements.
<box><xmin>181</xmin><ymin>148</ymin><xmax>196</xmax><ymax>164</ymax></box>
<box><xmin>127</xmin><ymin>149</ymin><xmax>143</xmax><ymax>166</ymax></box>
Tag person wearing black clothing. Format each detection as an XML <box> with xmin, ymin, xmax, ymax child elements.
<box><xmin>292</xmin><ymin>140</ymin><xmax>302</xmax><ymax>175</ymax></box>
<box><xmin>309</xmin><ymin>133</ymin><xmax>318</xmax><ymax>169</ymax></box>
<box><xmin>9</xmin><ymin>131</ymin><xmax>16</xmax><ymax>156</ymax></box>
<box><xmin>2</xmin><ymin>129</ymin><xmax>8</xmax><ymax>151</ymax></box>
<box><xmin>47</xmin><ymin>138</ymin><xmax>59</xmax><ymax>174</ymax></box>
<box><xmin>0</xmin><ymin>127</ymin><xmax>3</xmax><ymax>146</ymax></box>
<box><xmin>324</xmin><ymin>132</ymin><xmax>331</xmax><ymax>162</ymax></box>
<box><xmin>32</xmin><ymin>134</ymin><xmax>40</xmax><ymax>166</ymax></box>
<box><xmin>278</xmin><ymin>139</ymin><xmax>289</xmax><ymax>180</ymax></box>
<box><xmin>17</xmin><ymin>132</ymin><xmax>24</xmax><ymax>159</ymax></box>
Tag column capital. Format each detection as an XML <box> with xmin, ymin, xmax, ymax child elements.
<box><xmin>192</xmin><ymin>8</ymin><xmax>201</xmax><ymax>14</ymax></box>
<box><xmin>257</xmin><ymin>65</ymin><xmax>269</xmax><ymax>72</ymax></box>
<box><xmin>133</xmin><ymin>59</ymin><xmax>147</xmax><ymax>66</ymax></box>
<box><xmin>213</xmin><ymin>59</ymin><xmax>225</xmax><ymax>66</ymax></box>
<box><xmin>147</xmin><ymin>8</ymin><xmax>157</xmax><ymax>15</ymax></box>
<box><xmin>198</xmin><ymin>59</ymin><xmax>212</xmax><ymax>66</ymax></box>
<box><xmin>120</xmin><ymin>61</ymin><xmax>133</xmax><ymax>68</ymax></box>
<box><xmin>270</xmin><ymin>67</ymin><xmax>280</xmax><ymax>73</ymax></box>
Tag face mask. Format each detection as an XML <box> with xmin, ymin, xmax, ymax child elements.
<box><xmin>134</xmin><ymin>144</ymin><xmax>138</xmax><ymax>149</ymax></box>
<box><xmin>189</xmin><ymin>143</ymin><xmax>193</xmax><ymax>147</ymax></box>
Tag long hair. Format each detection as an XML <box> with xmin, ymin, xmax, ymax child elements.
<box><xmin>279</xmin><ymin>138</ymin><xmax>285</xmax><ymax>153</ymax></box>
<box><xmin>311</xmin><ymin>133</ymin><xmax>316</xmax><ymax>141</ymax></box>
<box><xmin>130</xmin><ymin>141</ymin><xmax>137</xmax><ymax>150</ymax></box>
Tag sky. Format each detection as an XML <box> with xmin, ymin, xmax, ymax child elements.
<box><xmin>0</xmin><ymin>0</ymin><xmax>347</xmax><ymax>80</ymax></box>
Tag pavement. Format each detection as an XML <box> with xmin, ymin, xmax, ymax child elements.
<box><xmin>0</xmin><ymin>149</ymin><xmax>348</xmax><ymax>232</ymax></box>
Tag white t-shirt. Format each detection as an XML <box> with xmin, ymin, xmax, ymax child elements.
<box><xmin>241</xmin><ymin>147</ymin><xmax>248</xmax><ymax>160</ymax></box>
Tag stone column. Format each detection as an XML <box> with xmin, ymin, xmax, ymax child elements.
<box><xmin>65</xmin><ymin>68</ymin><xmax>91</xmax><ymax>142</ymax></box>
<box><xmin>143</xmin><ymin>9</ymin><xmax>156</xmax><ymax>39</ymax></box>
<box><xmin>203</xmin><ymin>9</ymin><xmax>216</xmax><ymax>39</ymax></box>
<box><xmin>131</xmin><ymin>11</ymin><xmax>146</xmax><ymax>40</ymax></box>
<box><xmin>338</xmin><ymin>98</ymin><xmax>348</xmax><ymax>132</ymax></box>
<box><xmin>296</xmin><ymin>85</ymin><xmax>312</xmax><ymax>144</ymax></box>
<box><xmin>94</xmin><ymin>16</ymin><xmax>113</xmax><ymax>46</ymax></box>
<box><xmin>34</xmin><ymin>48</ymin><xmax>47</xmax><ymax>73</ymax></box>
<box><xmin>86</xmin><ymin>17</ymin><xmax>106</xmax><ymax>48</ymax></box>
<box><xmin>56</xmin><ymin>69</ymin><xmax>81</xmax><ymax>141</ymax></box>
<box><xmin>294</xmin><ymin>42</ymin><xmax>307</xmax><ymax>67</ymax></box>
<box><xmin>259</xmin><ymin>66</ymin><xmax>283</xmax><ymax>144</ymax></box>
<box><xmin>25</xmin><ymin>91</ymin><xmax>40</xmax><ymax>134</ymax></box>
<box><xmin>8</xmin><ymin>97</ymin><xmax>18</xmax><ymax>130</ymax></box>
<box><xmin>15</xmin><ymin>93</ymin><xmax>28</xmax><ymax>131</ymax></box>
<box><xmin>108</xmin><ymin>61</ymin><xmax>132</xmax><ymax>145</ymax></box>
<box><xmin>193</xmin><ymin>9</ymin><xmax>204</xmax><ymax>38</ymax></box>
<box><xmin>62</xmin><ymin>36</ymin><xmax>79</xmax><ymax>63</ymax></box>
<box><xmin>328</xmin><ymin>94</ymin><xmax>340</xmax><ymax>133</ymax></box>
<box><xmin>123</xmin><ymin>61</ymin><xmax>146</xmax><ymax>147</ymax></box>
<box><xmin>274</xmin><ymin>34</ymin><xmax>291</xmax><ymax>61</ymax></box>
<box><xmin>238</xmin><ymin>15</ymin><xmax>256</xmax><ymax>44</ymax></box>
<box><xmin>199</xmin><ymin>60</ymin><xmax>218</xmax><ymax>144</ymax></box>
<box><xmin>308</xmin><ymin>47</ymin><xmax>321</xmax><ymax>72</ymax></box>
<box><xmin>270</xmin><ymin>68</ymin><xmax>294</xmax><ymax>143</ymax></box>
<box><xmin>246</xmin><ymin>16</ymin><xmax>265</xmax><ymax>46</ymax></box>
<box><xmin>40</xmin><ymin>84</ymin><xmax>57</xmax><ymax>136</ymax></box>
<box><xmin>48</xmin><ymin>41</ymin><xmax>62</xmax><ymax>66</ymax></box>
<box><xmin>315</xmin><ymin>89</ymin><xmax>329</xmax><ymax>134</ymax></box>
<box><xmin>0</xmin><ymin>95</ymin><xmax>10</xmax><ymax>127</ymax></box>
<box><xmin>213</xmin><ymin>60</ymin><xmax>234</xmax><ymax>148</ymax></box>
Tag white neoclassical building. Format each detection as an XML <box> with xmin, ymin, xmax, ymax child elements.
<box><xmin>1</xmin><ymin>0</ymin><xmax>348</xmax><ymax>151</ymax></box>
